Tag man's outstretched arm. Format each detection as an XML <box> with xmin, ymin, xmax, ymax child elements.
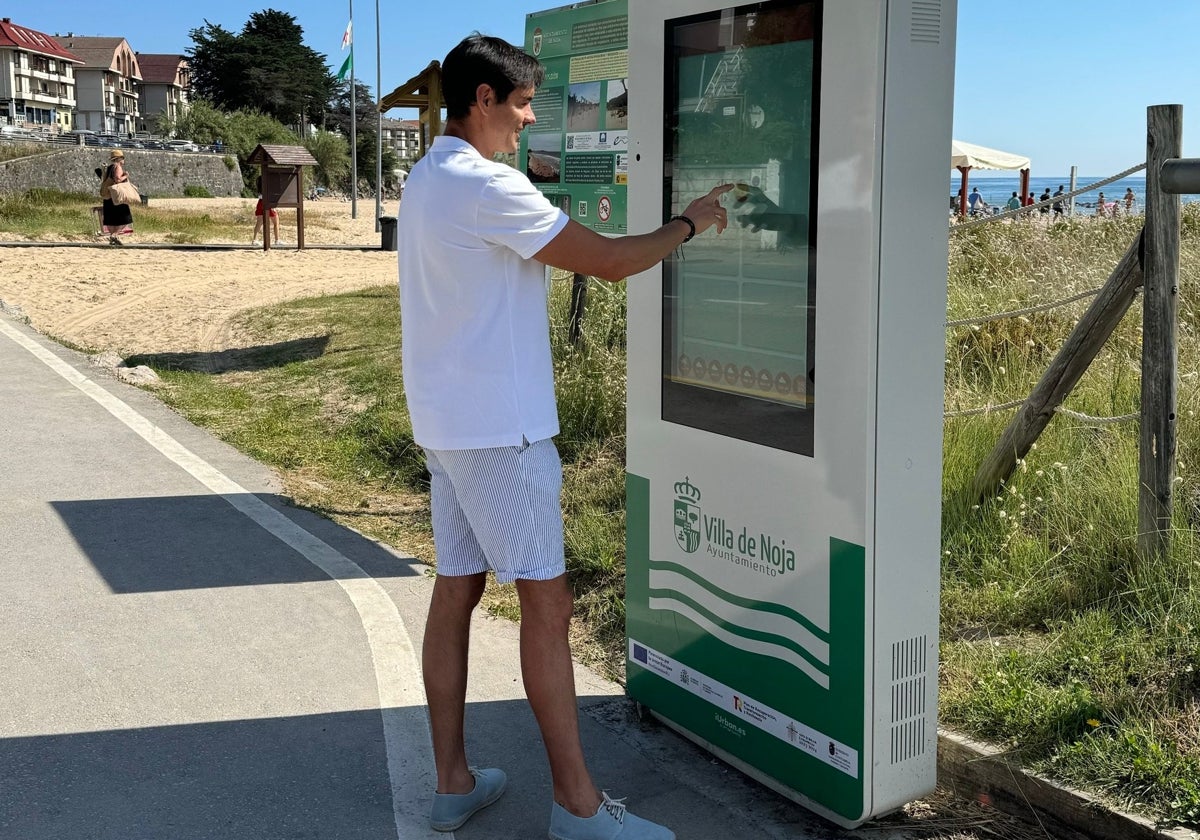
<box><xmin>534</xmin><ymin>184</ymin><xmax>734</xmax><ymax>282</ymax></box>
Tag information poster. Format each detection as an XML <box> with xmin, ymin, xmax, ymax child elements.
<box><xmin>520</xmin><ymin>0</ymin><xmax>628</xmax><ymax>234</ymax></box>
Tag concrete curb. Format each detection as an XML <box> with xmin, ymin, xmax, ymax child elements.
<box><xmin>938</xmin><ymin>729</ymin><xmax>1198</xmax><ymax>840</ymax></box>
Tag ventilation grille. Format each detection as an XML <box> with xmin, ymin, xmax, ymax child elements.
<box><xmin>911</xmin><ymin>0</ymin><xmax>942</xmax><ymax>44</ymax></box>
<box><xmin>890</xmin><ymin>635</ymin><xmax>928</xmax><ymax>764</ymax></box>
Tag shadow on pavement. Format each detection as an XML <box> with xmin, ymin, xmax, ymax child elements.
<box><xmin>0</xmin><ymin>707</ymin><xmax>413</xmax><ymax>840</ymax></box>
<box><xmin>50</xmin><ymin>494</ymin><xmax>423</xmax><ymax>594</ymax></box>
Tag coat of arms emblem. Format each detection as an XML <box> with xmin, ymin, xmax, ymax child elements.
<box><xmin>673</xmin><ymin>477</ymin><xmax>701</xmax><ymax>553</ymax></box>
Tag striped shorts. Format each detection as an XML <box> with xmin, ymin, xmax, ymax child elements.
<box><xmin>423</xmin><ymin>438</ymin><xmax>565</xmax><ymax>583</ymax></box>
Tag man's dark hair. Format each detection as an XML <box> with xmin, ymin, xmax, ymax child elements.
<box><xmin>442</xmin><ymin>33</ymin><xmax>545</xmax><ymax>119</ymax></box>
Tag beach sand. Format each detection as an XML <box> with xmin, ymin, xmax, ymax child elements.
<box><xmin>0</xmin><ymin>197</ymin><xmax>398</xmax><ymax>357</ymax></box>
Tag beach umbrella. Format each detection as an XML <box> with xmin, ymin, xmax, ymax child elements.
<box><xmin>952</xmin><ymin>139</ymin><xmax>1031</xmax><ymax>217</ymax></box>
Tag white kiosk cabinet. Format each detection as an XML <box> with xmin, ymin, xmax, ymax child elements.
<box><xmin>625</xmin><ymin>0</ymin><xmax>955</xmax><ymax>827</ymax></box>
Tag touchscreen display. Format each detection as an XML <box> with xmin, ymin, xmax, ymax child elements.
<box><xmin>662</xmin><ymin>1</ymin><xmax>819</xmax><ymax>455</ymax></box>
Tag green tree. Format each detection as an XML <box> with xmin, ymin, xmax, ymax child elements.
<box><xmin>158</xmin><ymin>100</ymin><xmax>299</xmax><ymax>193</ymax></box>
<box><xmin>327</xmin><ymin>80</ymin><xmax>399</xmax><ymax>190</ymax></box>
<box><xmin>303</xmin><ymin>129</ymin><xmax>351</xmax><ymax>189</ymax></box>
<box><xmin>187</xmin><ymin>10</ymin><xmax>336</xmax><ymax>127</ymax></box>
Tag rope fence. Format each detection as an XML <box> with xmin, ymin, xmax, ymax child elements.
<box><xmin>944</xmin><ymin>162</ymin><xmax>1150</xmax><ymax>424</ymax></box>
<box><xmin>944</xmin><ymin>400</ymin><xmax>1138</xmax><ymax>426</ymax></box>
<box><xmin>945</xmin><ymin>286</ymin><xmax>1105</xmax><ymax>328</ymax></box>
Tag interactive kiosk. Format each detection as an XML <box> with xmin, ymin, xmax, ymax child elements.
<box><xmin>624</xmin><ymin>0</ymin><xmax>956</xmax><ymax>826</ymax></box>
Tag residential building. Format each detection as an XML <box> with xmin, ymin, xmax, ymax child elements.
<box><xmin>380</xmin><ymin>117</ymin><xmax>421</xmax><ymax>167</ymax></box>
<box><xmin>135</xmin><ymin>53</ymin><xmax>189</xmax><ymax>133</ymax></box>
<box><xmin>58</xmin><ymin>35</ymin><xmax>141</xmax><ymax>135</ymax></box>
<box><xmin>0</xmin><ymin>18</ymin><xmax>81</xmax><ymax>132</ymax></box>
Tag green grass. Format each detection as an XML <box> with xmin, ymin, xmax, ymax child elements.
<box><xmin>938</xmin><ymin>209</ymin><xmax>1200</xmax><ymax>825</ymax></box>
<box><xmin>0</xmin><ymin>187</ymin><xmax>251</xmax><ymax>242</ymax></box>
<box><xmin>0</xmin><ymin>141</ymin><xmax>55</xmax><ymax>163</ymax></box>
<box><xmin>56</xmin><ymin>203</ymin><xmax>1200</xmax><ymax>827</ymax></box>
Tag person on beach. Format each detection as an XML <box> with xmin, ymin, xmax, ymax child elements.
<box><xmin>968</xmin><ymin>187</ymin><xmax>985</xmax><ymax>215</ymax></box>
<box><xmin>1096</xmin><ymin>191</ymin><xmax>1107</xmax><ymax>217</ymax></box>
<box><xmin>1006</xmin><ymin>191</ymin><xmax>1021</xmax><ymax>212</ymax></box>
<box><xmin>1052</xmin><ymin>186</ymin><xmax>1065</xmax><ymax>218</ymax></box>
<box><xmin>1038</xmin><ymin>188</ymin><xmax>1052</xmax><ymax>215</ymax></box>
<box><xmin>98</xmin><ymin>149</ymin><xmax>133</xmax><ymax>245</ymax></box>
<box><xmin>1024</xmin><ymin>192</ymin><xmax>1035</xmax><ymax>208</ymax></box>
<box><xmin>251</xmin><ymin>181</ymin><xmax>280</xmax><ymax>244</ymax></box>
<box><xmin>1124</xmin><ymin>187</ymin><xmax>1136</xmax><ymax>213</ymax></box>
<box><xmin>397</xmin><ymin>33</ymin><xmax>729</xmax><ymax>840</ymax></box>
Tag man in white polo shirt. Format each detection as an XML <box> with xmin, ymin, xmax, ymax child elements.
<box><xmin>398</xmin><ymin>33</ymin><xmax>729</xmax><ymax>840</ymax></box>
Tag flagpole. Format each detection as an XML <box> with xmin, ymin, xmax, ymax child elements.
<box><xmin>374</xmin><ymin>0</ymin><xmax>382</xmax><ymax>232</ymax></box>
<box><xmin>349</xmin><ymin>0</ymin><xmax>358</xmax><ymax>219</ymax></box>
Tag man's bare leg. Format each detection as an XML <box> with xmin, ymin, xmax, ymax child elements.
<box><xmin>515</xmin><ymin>575</ymin><xmax>602</xmax><ymax>817</ymax></box>
<box><xmin>424</xmin><ymin>571</ymin><xmax>487</xmax><ymax>794</ymax></box>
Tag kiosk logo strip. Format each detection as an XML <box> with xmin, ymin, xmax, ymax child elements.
<box><xmin>628</xmin><ymin>638</ymin><xmax>855</xmax><ymax>776</ymax></box>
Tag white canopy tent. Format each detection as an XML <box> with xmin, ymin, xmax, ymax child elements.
<box><xmin>952</xmin><ymin>139</ymin><xmax>1031</xmax><ymax>217</ymax></box>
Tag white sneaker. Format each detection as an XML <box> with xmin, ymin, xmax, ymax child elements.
<box><xmin>549</xmin><ymin>793</ymin><xmax>674</xmax><ymax>840</ymax></box>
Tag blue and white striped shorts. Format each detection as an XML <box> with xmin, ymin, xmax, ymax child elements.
<box><xmin>423</xmin><ymin>438</ymin><xmax>565</xmax><ymax>583</ymax></box>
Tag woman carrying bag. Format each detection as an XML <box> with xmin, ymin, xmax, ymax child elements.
<box><xmin>99</xmin><ymin>149</ymin><xmax>136</xmax><ymax>245</ymax></box>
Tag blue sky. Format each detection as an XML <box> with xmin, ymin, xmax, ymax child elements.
<box><xmin>22</xmin><ymin>1</ymin><xmax>1200</xmax><ymax>177</ymax></box>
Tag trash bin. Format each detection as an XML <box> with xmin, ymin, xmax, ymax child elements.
<box><xmin>379</xmin><ymin>215</ymin><xmax>398</xmax><ymax>251</ymax></box>
<box><xmin>140</xmin><ymin>194</ymin><xmax>149</xmax><ymax>207</ymax></box>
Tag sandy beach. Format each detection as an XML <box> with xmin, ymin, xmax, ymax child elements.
<box><xmin>0</xmin><ymin>197</ymin><xmax>398</xmax><ymax>357</ymax></box>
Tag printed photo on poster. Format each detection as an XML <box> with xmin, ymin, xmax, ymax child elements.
<box><xmin>567</xmin><ymin>82</ymin><xmax>602</xmax><ymax>132</ymax></box>
<box><xmin>606</xmin><ymin>79</ymin><xmax>628</xmax><ymax>129</ymax></box>
<box><xmin>527</xmin><ymin>134</ymin><xmax>562</xmax><ymax>184</ymax></box>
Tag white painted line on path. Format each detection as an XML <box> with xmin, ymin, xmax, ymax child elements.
<box><xmin>0</xmin><ymin>318</ymin><xmax>441</xmax><ymax>840</ymax></box>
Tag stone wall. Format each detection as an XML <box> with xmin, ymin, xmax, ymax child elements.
<box><xmin>0</xmin><ymin>144</ymin><xmax>245</xmax><ymax>198</ymax></box>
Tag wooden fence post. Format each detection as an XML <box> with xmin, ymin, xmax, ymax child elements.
<box><xmin>568</xmin><ymin>272</ymin><xmax>588</xmax><ymax>346</ymax></box>
<box><xmin>1138</xmin><ymin>105</ymin><xmax>1182</xmax><ymax>559</ymax></box>
<box><xmin>971</xmin><ymin>233</ymin><xmax>1144</xmax><ymax>501</ymax></box>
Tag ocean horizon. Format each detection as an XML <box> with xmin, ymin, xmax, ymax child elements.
<box><xmin>949</xmin><ymin>174</ymin><xmax>1200</xmax><ymax>213</ymax></box>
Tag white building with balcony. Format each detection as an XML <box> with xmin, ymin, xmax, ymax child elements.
<box><xmin>380</xmin><ymin>117</ymin><xmax>421</xmax><ymax>167</ymax></box>
<box><xmin>0</xmin><ymin>18</ymin><xmax>82</xmax><ymax>132</ymax></box>
<box><xmin>135</xmin><ymin>53</ymin><xmax>189</xmax><ymax>133</ymax></box>
<box><xmin>58</xmin><ymin>35</ymin><xmax>141</xmax><ymax>135</ymax></box>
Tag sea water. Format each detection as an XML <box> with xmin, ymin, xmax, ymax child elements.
<box><xmin>949</xmin><ymin>174</ymin><xmax>1200</xmax><ymax>214</ymax></box>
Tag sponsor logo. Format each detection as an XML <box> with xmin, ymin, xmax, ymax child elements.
<box><xmin>632</xmin><ymin>644</ymin><xmax>648</xmax><ymax>664</ymax></box>
<box><xmin>714</xmin><ymin>713</ymin><xmax>746</xmax><ymax>738</ymax></box>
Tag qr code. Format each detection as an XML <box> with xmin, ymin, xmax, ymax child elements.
<box><xmin>577</xmin><ymin>201</ymin><xmax>588</xmax><ymax>217</ymax></box>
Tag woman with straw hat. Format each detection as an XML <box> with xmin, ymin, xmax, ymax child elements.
<box><xmin>98</xmin><ymin>148</ymin><xmax>134</xmax><ymax>245</ymax></box>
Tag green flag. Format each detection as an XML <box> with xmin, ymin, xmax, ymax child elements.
<box><xmin>338</xmin><ymin>50</ymin><xmax>353</xmax><ymax>81</ymax></box>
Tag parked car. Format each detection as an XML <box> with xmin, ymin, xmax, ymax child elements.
<box><xmin>0</xmin><ymin>125</ymin><xmax>35</xmax><ymax>139</ymax></box>
<box><xmin>165</xmin><ymin>139</ymin><xmax>199</xmax><ymax>152</ymax></box>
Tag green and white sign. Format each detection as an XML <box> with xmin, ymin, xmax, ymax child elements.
<box><xmin>521</xmin><ymin>0</ymin><xmax>628</xmax><ymax>233</ymax></box>
<box><xmin>625</xmin><ymin>0</ymin><xmax>957</xmax><ymax>828</ymax></box>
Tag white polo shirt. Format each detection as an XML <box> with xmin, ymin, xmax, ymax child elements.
<box><xmin>397</xmin><ymin>136</ymin><xmax>569</xmax><ymax>450</ymax></box>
